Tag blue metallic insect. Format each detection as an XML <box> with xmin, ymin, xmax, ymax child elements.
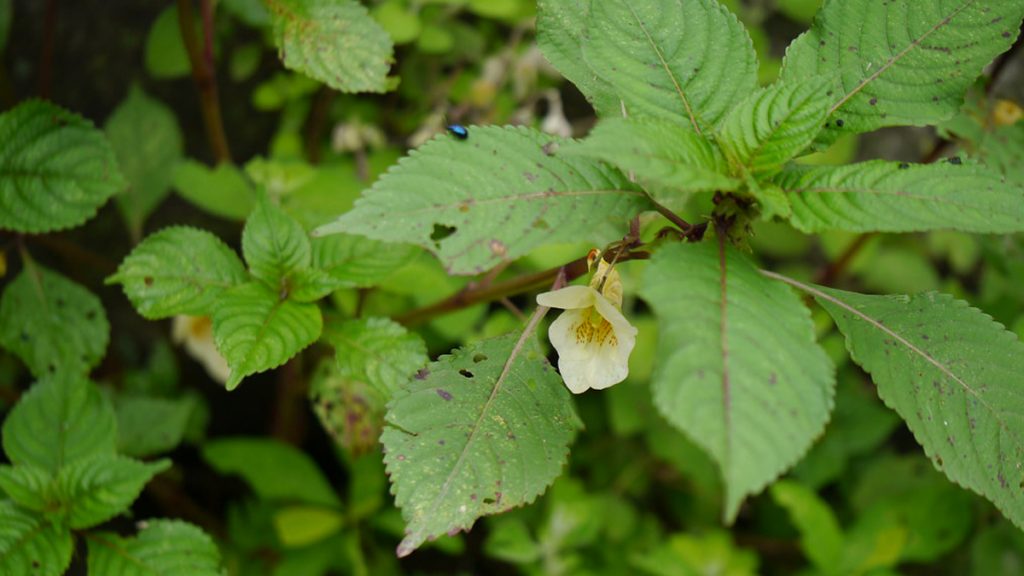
<box><xmin>446</xmin><ymin>124</ymin><xmax>469</xmax><ymax>140</ymax></box>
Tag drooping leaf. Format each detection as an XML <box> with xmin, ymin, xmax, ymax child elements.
<box><xmin>242</xmin><ymin>194</ymin><xmax>311</xmax><ymax>286</ymax></box>
<box><xmin>0</xmin><ymin>100</ymin><xmax>125</xmax><ymax>233</ymax></box>
<box><xmin>311</xmin><ymin>235</ymin><xmax>417</xmax><ymax>288</ymax></box>
<box><xmin>780</xmin><ymin>0</ymin><xmax>1024</xmax><ymax>144</ymax></box>
<box><xmin>173</xmin><ymin>160</ymin><xmax>257</xmax><ymax>220</ymax></box>
<box><xmin>559</xmin><ymin>117</ymin><xmax>739</xmax><ymax>199</ymax></box>
<box><xmin>323</xmin><ymin>317</ymin><xmax>428</xmax><ymax>397</ymax></box>
<box><xmin>58</xmin><ymin>455</ymin><xmax>170</xmax><ymax>529</ymax></box>
<box><xmin>115</xmin><ymin>394</ymin><xmax>198</xmax><ymax>457</ymax></box>
<box><xmin>640</xmin><ymin>241</ymin><xmax>834</xmax><ymax>520</ymax></box>
<box><xmin>1</xmin><ymin>374</ymin><xmax>116</xmax><ymax>475</ymax></box>
<box><xmin>717</xmin><ymin>78</ymin><xmax>831</xmax><ymax>177</ymax></box>
<box><xmin>265</xmin><ymin>0</ymin><xmax>393</xmax><ymax>93</ymax></box>
<box><xmin>383</xmin><ymin>331</ymin><xmax>578</xmax><ymax>556</ymax></box>
<box><xmin>775</xmin><ymin>160</ymin><xmax>1024</xmax><ymax>233</ymax></box>
<box><xmin>86</xmin><ymin>520</ymin><xmax>225</xmax><ymax>576</ymax></box>
<box><xmin>770</xmin><ymin>480</ymin><xmax>845</xmax><ymax>573</ymax></box>
<box><xmin>202</xmin><ymin>437</ymin><xmax>341</xmax><ymax>507</ymax></box>
<box><xmin>580</xmin><ymin>0</ymin><xmax>757</xmax><ymax>132</ymax></box>
<box><xmin>107</xmin><ymin>226</ymin><xmax>248</xmax><ymax>319</ymax></box>
<box><xmin>105</xmin><ymin>86</ymin><xmax>184</xmax><ymax>239</ymax></box>
<box><xmin>315</xmin><ymin>126</ymin><xmax>647</xmax><ymax>275</ymax></box>
<box><xmin>0</xmin><ymin>265</ymin><xmax>109</xmax><ymax>377</ymax></box>
<box><xmin>0</xmin><ymin>500</ymin><xmax>73</xmax><ymax>576</ymax></box>
<box><xmin>210</xmin><ymin>282</ymin><xmax>322</xmax><ymax>390</ymax></box>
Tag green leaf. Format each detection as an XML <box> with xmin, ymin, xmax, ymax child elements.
<box><xmin>779</xmin><ymin>0</ymin><xmax>1024</xmax><ymax>144</ymax></box>
<box><xmin>265</xmin><ymin>0</ymin><xmax>393</xmax><ymax>93</ymax></box>
<box><xmin>640</xmin><ymin>241</ymin><xmax>834</xmax><ymax>520</ymax></box>
<box><xmin>0</xmin><ymin>100</ymin><xmax>125</xmax><ymax>233</ymax></box>
<box><xmin>311</xmin><ymin>235</ymin><xmax>417</xmax><ymax>288</ymax></box>
<box><xmin>173</xmin><ymin>160</ymin><xmax>257</xmax><ymax>220</ymax></box>
<box><xmin>316</xmin><ymin>126</ymin><xmax>647</xmax><ymax>275</ymax></box>
<box><xmin>115</xmin><ymin>394</ymin><xmax>197</xmax><ymax>457</ymax></box>
<box><xmin>144</xmin><ymin>6</ymin><xmax>191</xmax><ymax>79</ymax></box>
<box><xmin>309</xmin><ymin>359</ymin><xmax>386</xmax><ymax>455</ymax></box>
<box><xmin>272</xmin><ymin>505</ymin><xmax>345</xmax><ymax>548</ymax></box>
<box><xmin>775</xmin><ymin>160</ymin><xmax>1024</xmax><ymax>233</ymax></box>
<box><xmin>0</xmin><ymin>500</ymin><xmax>73</xmax><ymax>576</ymax></box>
<box><xmin>559</xmin><ymin>118</ymin><xmax>739</xmax><ymax>198</ymax></box>
<box><xmin>284</xmin><ymin>268</ymin><xmax>346</xmax><ymax>302</ymax></box>
<box><xmin>771</xmin><ymin>480</ymin><xmax>845</xmax><ymax>573</ymax></box>
<box><xmin>105</xmin><ymin>87</ymin><xmax>183</xmax><ymax>240</ymax></box>
<box><xmin>0</xmin><ymin>265</ymin><xmax>109</xmax><ymax>377</ymax></box>
<box><xmin>242</xmin><ymin>194</ymin><xmax>311</xmax><ymax>286</ymax></box>
<box><xmin>86</xmin><ymin>520</ymin><xmax>225</xmax><ymax>576</ymax></box>
<box><xmin>382</xmin><ymin>331</ymin><xmax>578</xmax><ymax>557</ymax></box>
<box><xmin>978</xmin><ymin>123</ymin><xmax>1024</xmax><ymax>186</ymax></box>
<box><xmin>211</xmin><ymin>282</ymin><xmax>322</xmax><ymax>390</ymax></box>
<box><xmin>632</xmin><ymin>531</ymin><xmax>759</xmax><ymax>576</ymax></box>
<box><xmin>107</xmin><ymin>226</ymin><xmax>248</xmax><ymax>319</ymax></box>
<box><xmin>202</xmin><ymin>437</ymin><xmax>340</xmax><ymax>507</ymax></box>
<box><xmin>580</xmin><ymin>0</ymin><xmax>757</xmax><ymax>132</ymax></box>
<box><xmin>535</xmin><ymin>0</ymin><xmax>619</xmax><ymax>116</ymax></box>
<box><xmin>0</xmin><ymin>465</ymin><xmax>54</xmax><ymax>512</ymax></box>
<box><xmin>324</xmin><ymin>317</ymin><xmax>428</xmax><ymax>397</ymax></box>
<box><xmin>222</xmin><ymin>0</ymin><xmax>271</xmax><ymax>28</ymax></box>
<box><xmin>792</xmin><ymin>283</ymin><xmax>1024</xmax><ymax>533</ymax></box>
<box><xmin>483</xmin><ymin>518</ymin><xmax>540</xmax><ymax>564</ymax></box>
<box><xmin>718</xmin><ymin>78</ymin><xmax>831</xmax><ymax>177</ymax></box>
<box><xmin>58</xmin><ymin>455</ymin><xmax>169</xmax><ymax>529</ymax></box>
<box><xmin>2</xmin><ymin>375</ymin><xmax>116</xmax><ymax>475</ymax></box>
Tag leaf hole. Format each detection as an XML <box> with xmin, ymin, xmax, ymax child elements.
<box><xmin>458</xmin><ymin>369</ymin><xmax>474</xmax><ymax>379</ymax></box>
<box><xmin>430</xmin><ymin>223</ymin><xmax>457</xmax><ymax>246</ymax></box>
<box><xmin>482</xmin><ymin>497</ymin><xmax>495</xmax><ymax>505</ymax></box>
<box><xmin>144</xmin><ymin>276</ymin><xmax>154</xmax><ymax>286</ymax></box>
<box><xmin>472</xmin><ymin>353</ymin><xmax>487</xmax><ymax>363</ymax></box>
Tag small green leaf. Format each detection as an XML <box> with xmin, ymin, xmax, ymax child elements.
<box><xmin>718</xmin><ymin>78</ymin><xmax>831</xmax><ymax>177</ymax></box>
<box><xmin>771</xmin><ymin>480</ymin><xmax>845</xmax><ymax>572</ymax></box>
<box><xmin>86</xmin><ymin>520</ymin><xmax>225</xmax><ymax>576</ymax></box>
<box><xmin>483</xmin><ymin>518</ymin><xmax>540</xmax><ymax>564</ymax></box>
<box><xmin>780</xmin><ymin>0</ymin><xmax>1024</xmax><ymax>144</ymax></box>
<box><xmin>286</xmin><ymin>268</ymin><xmax>346</xmax><ymax>302</ymax></box>
<box><xmin>580</xmin><ymin>0</ymin><xmax>757</xmax><ymax>132</ymax></box>
<box><xmin>272</xmin><ymin>505</ymin><xmax>345</xmax><ymax>548</ymax></box>
<box><xmin>536</xmin><ymin>0</ymin><xmax>619</xmax><ymax>116</ymax></box>
<box><xmin>58</xmin><ymin>455</ymin><xmax>169</xmax><ymax>529</ymax></box>
<box><xmin>775</xmin><ymin>161</ymin><xmax>1024</xmax><ymax>233</ymax></box>
<box><xmin>242</xmin><ymin>194</ymin><xmax>311</xmax><ymax>286</ymax></box>
<box><xmin>316</xmin><ymin>126</ymin><xmax>648</xmax><ymax>275</ymax></box>
<box><xmin>105</xmin><ymin>87</ymin><xmax>183</xmax><ymax>239</ymax></box>
<box><xmin>978</xmin><ymin>123</ymin><xmax>1024</xmax><ymax>186</ymax></box>
<box><xmin>372</xmin><ymin>0</ymin><xmax>421</xmax><ymax>44</ymax></box>
<box><xmin>115</xmin><ymin>394</ymin><xmax>198</xmax><ymax>457</ymax></box>
<box><xmin>0</xmin><ymin>100</ymin><xmax>125</xmax><ymax>233</ymax></box>
<box><xmin>202</xmin><ymin>437</ymin><xmax>340</xmax><ymax>507</ymax></box>
<box><xmin>383</xmin><ymin>332</ymin><xmax>578</xmax><ymax>557</ymax></box>
<box><xmin>632</xmin><ymin>531</ymin><xmax>759</xmax><ymax>576</ymax></box>
<box><xmin>266</xmin><ymin>0</ymin><xmax>393</xmax><ymax>93</ymax></box>
<box><xmin>0</xmin><ymin>465</ymin><xmax>54</xmax><ymax>512</ymax></box>
<box><xmin>222</xmin><ymin>0</ymin><xmax>271</xmax><ymax>27</ymax></box>
<box><xmin>0</xmin><ymin>265</ymin><xmax>108</xmax><ymax>377</ymax></box>
<box><xmin>0</xmin><ymin>500</ymin><xmax>73</xmax><ymax>576</ymax></box>
<box><xmin>107</xmin><ymin>226</ymin><xmax>248</xmax><ymax>319</ymax></box>
<box><xmin>173</xmin><ymin>160</ymin><xmax>257</xmax><ymax>220</ymax></box>
<box><xmin>144</xmin><ymin>6</ymin><xmax>191</xmax><ymax>79</ymax></box>
<box><xmin>324</xmin><ymin>317</ymin><xmax>428</xmax><ymax>397</ymax></box>
<box><xmin>559</xmin><ymin>117</ymin><xmax>739</xmax><ymax>199</ymax></box>
<box><xmin>641</xmin><ymin>241</ymin><xmax>834</xmax><ymax>520</ymax></box>
<box><xmin>311</xmin><ymin>235</ymin><xmax>417</xmax><ymax>288</ymax></box>
<box><xmin>211</xmin><ymin>282</ymin><xmax>322</xmax><ymax>390</ymax></box>
<box><xmin>1</xmin><ymin>375</ymin><xmax>116</xmax><ymax>475</ymax></box>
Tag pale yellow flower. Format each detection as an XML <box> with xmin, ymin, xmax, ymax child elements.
<box><xmin>536</xmin><ymin>257</ymin><xmax>638</xmax><ymax>393</ymax></box>
<box><xmin>172</xmin><ymin>315</ymin><xmax>230</xmax><ymax>384</ymax></box>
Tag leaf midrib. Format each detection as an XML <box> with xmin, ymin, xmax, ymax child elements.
<box><xmin>366</xmin><ymin>188</ymin><xmax>645</xmax><ymax>218</ymax></box>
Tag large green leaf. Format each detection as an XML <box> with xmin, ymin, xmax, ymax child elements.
<box><xmin>0</xmin><ymin>501</ymin><xmax>73</xmax><ymax>576</ymax></box>
<box><xmin>382</xmin><ymin>331</ymin><xmax>578</xmax><ymax>556</ymax></box>
<box><xmin>775</xmin><ymin>161</ymin><xmax>1024</xmax><ymax>233</ymax></box>
<box><xmin>580</xmin><ymin>0</ymin><xmax>757</xmax><ymax>132</ymax></box>
<box><xmin>315</xmin><ymin>126</ymin><xmax>647</xmax><ymax>275</ymax></box>
<box><xmin>780</xmin><ymin>0</ymin><xmax>1024</xmax><ymax>144</ymax></box>
<box><xmin>211</xmin><ymin>282</ymin><xmax>322</xmax><ymax>390</ymax></box>
<box><xmin>559</xmin><ymin>117</ymin><xmax>739</xmax><ymax>199</ymax></box>
<box><xmin>0</xmin><ymin>265</ymin><xmax>109</xmax><ymax>377</ymax></box>
<box><xmin>717</xmin><ymin>78</ymin><xmax>831</xmax><ymax>177</ymax></box>
<box><xmin>1</xmin><ymin>375</ymin><xmax>117</xmax><ymax>475</ymax></box>
<box><xmin>58</xmin><ymin>455</ymin><xmax>169</xmax><ymax>529</ymax></box>
<box><xmin>323</xmin><ymin>317</ymin><xmax>428</xmax><ymax>397</ymax></box>
<box><xmin>105</xmin><ymin>87</ymin><xmax>183</xmax><ymax>240</ymax></box>
<box><xmin>773</xmin><ymin>279</ymin><xmax>1024</xmax><ymax>532</ymax></box>
<box><xmin>640</xmin><ymin>241</ymin><xmax>834</xmax><ymax>520</ymax></box>
<box><xmin>242</xmin><ymin>194</ymin><xmax>311</xmax><ymax>286</ymax></box>
<box><xmin>86</xmin><ymin>520</ymin><xmax>225</xmax><ymax>576</ymax></box>
<box><xmin>0</xmin><ymin>100</ymin><xmax>125</xmax><ymax>233</ymax></box>
<box><xmin>107</xmin><ymin>226</ymin><xmax>248</xmax><ymax>319</ymax></box>
<box><xmin>202</xmin><ymin>437</ymin><xmax>340</xmax><ymax>507</ymax></box>
<box><xmin>265</xmin><ymin>0</ymin><xmax>393</xmax><ymax>93</ymax></box>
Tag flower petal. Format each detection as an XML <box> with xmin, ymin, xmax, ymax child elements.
<box><xmin>593</xmin><ymin>293</ymin><xmax>638</xmax><ymax>339</ymax></box>
<box><xmin>547</xmin><ymin>305</ymin><xmax>636</xmax><ymax>393</ymax></box>
<box><xmin>536</xmin><ymin>285</ymin><xmax>597</xmax><ymax>310</ymax></box>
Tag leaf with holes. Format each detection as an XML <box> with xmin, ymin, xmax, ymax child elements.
<box><xmin>580</xmin><ymin>0</ymin><xmax>757</xmax><ymax>132</ymax></box>
<box><xmin>315</xmin><ymin>126</ymin><xmax>647</xmax><ymax>275</ymax></box>
<box><xmin>323</xmin><ymin>317</ymin><xmax>428</xmax><ymax>397</ymax></box>
<box><xmin>0</xmin><ymin>265</ymin><xmax>109</xmax><ymax>377</ymax></box>
<box><xmin>780</xmin><ymin>0</ymin><xmax>1024</xmax><ymax>145</ymax></box>
<box><xmin>536</xmin><ymin>0</ymin><xmax>619</xmax><ymax>116</ymax></box>
<box><xmin>86</xmin><ymin>520</ymin><xmax>225</xmax><ymax>576</ymax></box>
<box><xmin>559</xmin><ymin>117</ymin><xmax>739</xmax><ymax>200</ymax></box>
<box><xmin>774</xmin><ymin>160</ymin><xmax>1024</xmax><ymax>233</ymax></box>
<box><xmin>382</xmin><ymin>331</ymin><xmax>578</xmax><ymax>556</ymax></box>
<box><xmin>107</xmin><ymin>226</ymin><xmax>248</xmax><ymax>319</ymax></box>
<box><xmin>0</xmin><ymin>100</ymin><xmax>125</xmax><ymax>233</ymax></box>
<box><xmin>785</xmin><ymin>283</ymin><xmax>1024</xmax><ymax>532</ymax></box>
<box><xmin>211</xmin><ymin>282</ymin><xmax>322</xmax><ymax>390</ymax></box>
<box><xmin>243</xmin><ymin>194</ymin><xmax>311</xmax><ymax>286</ymax></box>
<box><xmin>266</xmin><ymin>0</ymin><xmax>393</xmax><ymax>93</ymax></box>
<box><xmin>0</xmin><ymin>500</ymin><xmax>73</xmax><ymax>576</ymax></box>
<box><xmin>58</xmin><ymin>455</ymin><xmax>170</xmax><ymax>529</ymax></box>
<box><xmin>641</xmin><ymin>241</ymin><xmax>834</xmax><ymax>520</ymax></box>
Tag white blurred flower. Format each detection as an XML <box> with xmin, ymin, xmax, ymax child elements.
<box><xmin>331</xmin><ymin>118</ymin><xmax>385</xmax><ymax>153</ymax></box>
<box><xmin>541</xmin><ymin>89</ymin><xmax>572</xmax><ymax>138</ymax></box>
<box><xmin>172</xmin><ymin>315</ymin><xmax>230</xmax><ymax>384</ymax></box>
<box><xmin>536</xmin><ymin>256</ymin><xmax>637</xmax><ymax>393</ymax></box>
